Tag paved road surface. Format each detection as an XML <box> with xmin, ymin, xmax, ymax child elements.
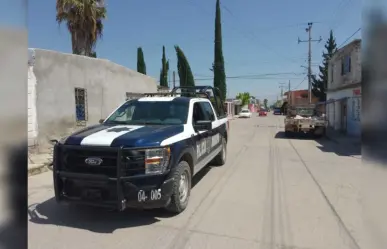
<box><xmin>28</xmin><ymin>114</ymin><xmax>385</xmax><ymax>249</ymax></box>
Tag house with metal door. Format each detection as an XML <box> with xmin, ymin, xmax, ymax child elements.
<box><xmin>326</xmin><ymin>39</ymin><xmax>361</xmax><ymax>137</ymax></box>
<box><xmin>28</xmin><ymin>48</ymin><xmax>157</xmax><ymax>152</ymax></box>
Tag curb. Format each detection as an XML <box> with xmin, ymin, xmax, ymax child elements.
<box><xmin>28</xmin><ymin>163</ymin><xmax>52</xmax><ymax>177</ymax></box>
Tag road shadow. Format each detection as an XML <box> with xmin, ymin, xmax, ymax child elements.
<box><xmin>274</xmin><ymin>131</ymin><xmax>361</xmax><ymax>157</ymax></box>
<box><xmin>315</xmin><ymin>138</ymin><xmax>361</xmax><ymax>157</ymax></box>
<box><xmin>274</xmin><ymin>131</ymin><xmax>315</xmax><ymax>140</ymax></box>
<box><xmin>28</xmin><ymin>166</ymin><xmax>212</xmax><ymax>233</ymax></box>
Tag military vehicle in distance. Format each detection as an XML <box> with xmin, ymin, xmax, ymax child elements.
<box><xmin>284</xmin><ymin>104</ymin><xmax>327</xmax><ymax>138</ymax></box>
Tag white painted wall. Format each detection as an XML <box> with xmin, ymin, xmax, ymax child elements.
<box><xmin>28</xmin><ymin>65</ymin><xmax>38</xmax><ymax>147</ymax></box>
<box><xmin>326</xmin><ymin>87</ymin><xmax>361</xmax><ymax>136</ymax></box>
<box><xmin>28</xmin><ymin>48</ymin><xmax>158</xmax><ymax>151</ymax></box>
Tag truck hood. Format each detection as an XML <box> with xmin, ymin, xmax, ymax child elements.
<box><xmin>63</xmin><ymin>123</ymin><xmax>185</xmax><ymax>147</ymax></box>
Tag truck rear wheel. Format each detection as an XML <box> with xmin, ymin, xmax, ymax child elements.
<box><xmin>313</xmin><ymin>127</ymin><xmax>326</xmax><ymax>138</ymax></box>
<box><xmin>212</xmin><ymin>138</ymin><xmax>227</xmax><ymax>166</ymax></box>
<box><xmin>165</xmin><ymin>161</ymin><xmax>191</xmax><ymax>214</ymax></box>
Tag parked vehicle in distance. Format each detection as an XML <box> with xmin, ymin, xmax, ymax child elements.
<box><xmin>259</xmin><ymin>109</ymin><xmax>267</xmax><ymax>116</ymax></box>
<box><xmin>284</xmin><ymin>104</ymin><xmax>327</xmax><ymax>138</ymax></box>
<box><xmin>273</xmin><ymin>108</ymin><xmax>282</xmax><ymax>115</ymax></box>
<box><xmin>239</xmin><ymin>109</ymin><xmax>252</xmax><ymax>118</ymax></box>
<box><xmin>51</xmin><ymin>86</ymin><xmax>229</xmax><ymax>214</ymax></box>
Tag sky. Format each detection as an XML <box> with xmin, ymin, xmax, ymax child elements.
<box><xmin>3</xmin><ymin>0</ymin><xmax>363</xmax><ymax>102</ymax></box>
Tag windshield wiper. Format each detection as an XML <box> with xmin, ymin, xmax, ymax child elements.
<box><xmin>131</xmin><ymin>121</ymin><xmax>163</xmax><ymax>125</ymax></box>
<box><xmin>104</xmin><ymin>120</ymin><xmax>129</xmax><ymax>125</ymax></box>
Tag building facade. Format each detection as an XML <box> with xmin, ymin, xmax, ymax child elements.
<box><xmin>283</xmin><ymin>89</ymin><xmax>319</xmax><ymax>105</ymax></box>
<box><xmin>326</xmin><ymin>39</ymin><xmax>361</xmax><ymax>137</ymax></box>
<box><xmin>224</xmin><ymin>99</ymin><xmax>242</xmax><ymax>116</ymax></box>
<box><xmin>28</xmin><ymin>49</ymin><xmax>158</xmax><ymax>151</ymax></box>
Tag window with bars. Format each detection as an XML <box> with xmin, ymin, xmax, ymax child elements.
<box><xmin>341</xmin><ymin>55</ymin><xmax>351</xmax><ymax>75</ymax></box>
<box><xmin>75</xmin><ymin>88</ymin><xmax>88</xmax><ymax>122</ymax></box>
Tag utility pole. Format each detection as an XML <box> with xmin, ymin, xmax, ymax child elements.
<box><xmin>288</xmin><ymin>80</ymin><xmax>291</xmax><ymax>106</ymax></box>
<box><xmin>172</xmin><ymin>71</ymin><xmax>176</xmax><ymax>88</ymax></box>
<box><xmin>278</xmin><ymin>82</ymin><xmax>285</xmax><ymax>102</ymax></box>
<box><xmin>298</xmin><ymin>22</ymin><xmax>322</xmax><ymax>104</ymax></box>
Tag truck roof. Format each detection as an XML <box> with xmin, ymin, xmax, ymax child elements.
<box><xmin>134</xmin><ymin>96</ymin><xmax>206</xmax><ymax>104</ymax></box>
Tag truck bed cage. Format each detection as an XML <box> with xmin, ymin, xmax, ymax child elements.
<box><xmin>143</xmin><ymin>86</ymin><xmax>226</xmax><ymax>118</ymax></box>
<box><xmin>143</xmin><ymin>92</ymin><xmax>174</xmax><ymax>97</ymax></box>
<box><xmin>144</xmin><ymin>86</ymin><xmax>222</xmax><ymax>100</ymax></box>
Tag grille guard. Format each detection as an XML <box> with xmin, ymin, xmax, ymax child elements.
<box><xmin>53</xmin><ymin>143</ymin><xmax>170</xmax><ymax>210</ymax></box>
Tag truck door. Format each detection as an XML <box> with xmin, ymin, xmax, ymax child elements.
<box><xmin>192</xmin><ymin>102</ymin><xmax>216</xmax><ymax>164</ymax></box>
<box><xmin>198</xmin><ymin>101</ymin><xmax>221</xmax><ymax>156</ymax></box>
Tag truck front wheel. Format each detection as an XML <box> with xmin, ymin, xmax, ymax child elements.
<box><xmin>165</xmin><ymin>161</ymin><xmax>191</xmax><ymax>214</ymax></box>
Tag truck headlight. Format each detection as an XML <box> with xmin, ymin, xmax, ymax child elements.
<box><xmin>145</xmin><ymin>147</ymin><xmax>171</xmax><ymax>174</ymax></box>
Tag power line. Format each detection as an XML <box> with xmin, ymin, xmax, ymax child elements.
<box><xmin>190</xmin><ymin>0</ymin><xmax>310</xmax><ymax>64</ymax></box>
<box><xmin>220</xmin><ymin>2</ymin><xmax>322</xmax><ymax>32</ymax></box>
<box><xmin>312</xmin><ymin>27</ymin><xmax>361</xmax><ymax>72</ymax></box>
<box><xmin>291</xmin><ymin>75</ymin><xmax>308</xmax><ymax>90</ymax></box>
<box><xmin>194</xmin><ymin>72</ymin><xmax>305</xmax><ymax>78</ymax></box>
<box><xmin>310</xmin><ymin>0</ymin><xmax>358</xmax><ymax>71</ymax></box>
<box><xmin>330</xmin><ymin>0</ymin><xmax>354</xmax><ymax>31</ymax></box>
<box><xmin>165</xmin><ymin>77</ymin><xmax>305</xmax><ymax>84</ymax></box>
<box><xmin>337</xmin><ymin>28</ymin><xmax>361</xmax><ymax>48</ymax></box>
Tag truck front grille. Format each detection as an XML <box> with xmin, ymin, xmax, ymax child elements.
<box><xmin>60</xmin><ymin>146</ymin><xmax>146</xmax><ymax>177</ymax></box>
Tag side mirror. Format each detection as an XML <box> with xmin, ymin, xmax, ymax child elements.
<box><xmin>194</xmin><ymin>120</ymin><xmax>212</xmax><ymax>131</ymax></box>
<box><xmin>99</xmin><ymin>119</ymin><xmax>105</xmax><ymax>124</ymax></box>
<box><xmin>49</xmin><ymin>139</ymin><xmax>58</xmax><ymax>145</ymax></box>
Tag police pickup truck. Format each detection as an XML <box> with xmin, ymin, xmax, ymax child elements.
<box><xmin>52</xmin><ymin>86</ymin><xmax>229</xmax><ymax>214</ymax></box>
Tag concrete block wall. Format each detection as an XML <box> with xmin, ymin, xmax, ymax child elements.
<box><xmin>28</xmin><ymin>48</ymin><xmax>157</xmax><ymax>151</ymax></box>
<box><xmin>328</xmin><ymin>40</ymin><xmax>361</xmax><ymax>91</ymax></box>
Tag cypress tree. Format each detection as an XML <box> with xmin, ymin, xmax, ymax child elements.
<box><xmin>159</xmin><ymin>46</ymin><xmax>169</xmax><ymax>87</ymax></box>
<box><xmin>263</xmin><ymin>99</ymin><xmax>268</xmax><ymax>110</ymax></box>
<box><xmin>312</xmin><ymin>30</ymin><xmax>337</xmax><ymax>101</ymax></box>
<box><xmin>175</xmin><ymin>45</ymin><xmax>195</xmax><ymax>87</ymax></box>
<box><xmin>137</xmin><ymin>47</ymin><xmax>146</xmax><ymax>74</ymax></box>
<box><xmin>213</xmin><ymin>0</ymin><xmax>226</xmax><ymax>100</ymax></box>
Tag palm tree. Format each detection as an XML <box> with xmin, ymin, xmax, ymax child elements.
<box><xmin>236</xmin><ymin>92</ymin><xmax>251</xmax><ymax>106</ymax></box>
<box><xmin>56</xmin><ymin>0</ymin><xmax>107</xmax><ymax>57</ymax></box>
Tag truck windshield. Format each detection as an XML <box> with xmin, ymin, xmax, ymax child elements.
<box><xmin>105</xmin><ymin>100</ymin><xmax>189</xmax><ymax>125</ymax></box>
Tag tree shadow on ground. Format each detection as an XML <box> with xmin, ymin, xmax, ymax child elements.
<box><xmin>27</xmin><ymin>166</ymin><xmax>212</xmax><ymax>233</ymax></box>
<box><xmin>274</xmin><ymin>131</ymin><xmax>361</xmax><ymax>157</ymax></box>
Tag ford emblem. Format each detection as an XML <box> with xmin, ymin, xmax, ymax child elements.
<box><xmin>85</xmin><ymin>157</ymin><xmax>103</xmax><ymax>166</ymax></box>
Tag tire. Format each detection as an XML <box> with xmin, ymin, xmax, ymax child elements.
<box><xmin>213</xmin><ymin>137</ymin><xmax>227</xmax><ymax>166</ymax></box>
<box><xmin>165</xmin><ymin>161</ymin><xmax>191</xmax><ymax>214</ymax></box>
<box><xmin>313</xmin><ymin>127</ymin><xmax>326</xmax><ymax>138</ymax></box>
